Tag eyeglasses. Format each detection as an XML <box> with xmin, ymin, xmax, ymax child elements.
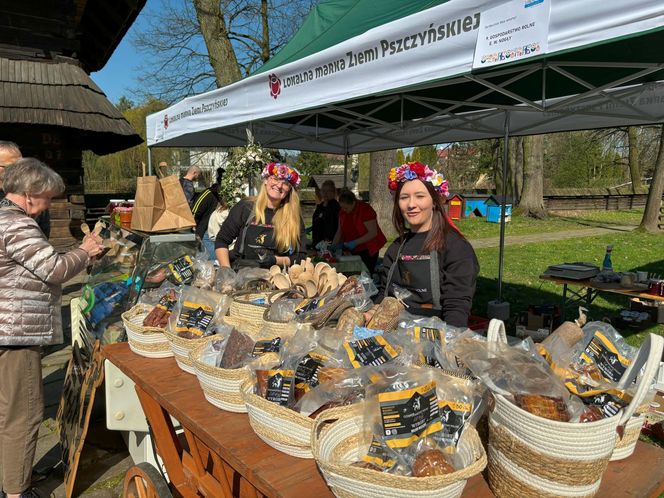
<box><xmin>267</xmin><ymin>176</ymin><xmax>291</xmax><ymax>189</ymax></box>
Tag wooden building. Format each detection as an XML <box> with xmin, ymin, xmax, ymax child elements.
<box><xmin>0</xmin><ymin>0</ymin><xmax>145</xmax><ymax>249</ymax></box>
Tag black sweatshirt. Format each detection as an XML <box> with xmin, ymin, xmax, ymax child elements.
<box><xmin>215</xmin><ymin>199</ymin><xmax>306</xmax><ymax>265</ymax></box>
<box><xmin>375</xmin><ymin>229</ymin><xmax>479</xmax><ymax>327</ymax></box>
<box><xmin>311</xmin><ymin>199</ymin><xmax>340</xmax><ymax>246</ymax></box>
<box><xmin>191</xmin><ymin>188</ymin><xmax>219</xmax><ymax>239</ymax></box>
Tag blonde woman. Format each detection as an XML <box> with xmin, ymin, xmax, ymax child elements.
<box><xmin>215</xmin><ymin>163</ymin><xmax>305</xmax><ymax>269</ymax></box>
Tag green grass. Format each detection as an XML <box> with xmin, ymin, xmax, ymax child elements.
<box><xmin>456</xmin><ymin>208</ymin><xmax>643</xmax><ymax>240</ymax></box>
<box><xmin>471</xmin><ymin>229</ymin><xmax>664</xmax><ymax>347</ymax></box>
<box><xmin>551</xmin><ymin>208</ymin><xmax>645</xmax><ymax>226</ymax></box>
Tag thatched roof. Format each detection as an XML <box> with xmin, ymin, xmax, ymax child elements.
<box><xmin>0</xmin><ymin>0</ymin><xmax>146</xmax><ymax>73</ymax></box>
<box><xmin>0</xmin><ymin>57</ymin><xmax>142</xmax><ymax>154</ymax></box>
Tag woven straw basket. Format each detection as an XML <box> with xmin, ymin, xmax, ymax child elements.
<box><xmin>241</xmin><ymin>380</ymin><xmax>325</xmax><ymax>459</ymax></box>
<box><xmin>487</xmin><ymin>333</ymin><xmax>664</xmax><ymax>498</ymax></box>
<box><xmin>229</xmin><ymin>291</ymin><xmax>270</xmax><ymax>322</ymax></box>
<box><xmin>312</xmin><ymin>409</ymin><xmax>487</xmax><ymax>498</ymax></box>
<box><xmin>190</xmin><ymin>337</ymin><xmax>251</xmax><ymax>413</ymax></box>
<box><xmin>163</xmin><ymin>327</ymin><xmax>208</xmax><ymax>374</ymax></box>
<box><xmin>222</xmin><ymin>315</ymin><xmax>264</xmax><ymax>335</ymax></box>
<box><xmin>121</xmin><ymin>303</ymin><xmax>173</xmax><ymax>358</ymax></box>
<box><xmin>610</xmin><ymin>411</ymin><xmax>646</xmax><ymax>461</ymax></box>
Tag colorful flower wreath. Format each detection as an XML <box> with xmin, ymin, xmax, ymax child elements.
<box><xmin>388</xmin><ymin>161</ymin><xmax>449</xmax><ymax>197</ymax></box>
<box><xmin>261</xmin><ymin>162</ymin><xmax>301</xmax><ymax>188</ymax></box>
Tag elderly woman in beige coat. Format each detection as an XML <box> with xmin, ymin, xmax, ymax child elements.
<box><xmin>0</xmin><ymin>159</ymin><xmax>103</xmax><ymax>498</ymax></box>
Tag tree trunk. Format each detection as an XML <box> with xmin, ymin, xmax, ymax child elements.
<box><xmin>627</xmin><ymin>126</ymin><xmax>642</xmax><ymax>192</ymax></box>
<box><xmin>193</xmin><ymin>0</ymin><xmax>242</xmax><ymax>87</ymax></box>
<box><xmin>511</xmin><ymin>136</ymin><xmax>523</xmax><ymax>204</ymax></box>
<box><xmin>261</xmin><ymin>0</ymin><xmax>270</xmax><ymax>63</ymax></box>
<box><xmin>519</xmin><ymin>135</ymin><xmax>546</xmax><ymax>218</ymax></box>
<box><xmin>639</xmin><ymin>125</ymin><xmax>664</xmax><ymax>232</ymax></box>
<box><xmin>369</xmin><ymin>149</ymin><xmax>397</xmax><ymax>240</ymax></box>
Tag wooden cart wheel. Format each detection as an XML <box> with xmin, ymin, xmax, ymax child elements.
<box><xmin>123</xmin><ymin>462</ymin><xmax>172</xmax><ymax>498</ymax></box>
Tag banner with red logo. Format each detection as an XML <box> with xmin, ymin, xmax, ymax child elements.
<box><xmin>147</xmin><ymin>0</ymin><xmax>664</xmax><ymax>149</ymax></box>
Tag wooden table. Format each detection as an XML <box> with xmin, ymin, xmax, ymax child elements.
<box><xmin>103</xmin><ymin>343</ymin><xmax>664</xmax><ymax>498</ymax></box>
<box><xmin>540</xmin><ymin>274</ymin><xmax>664</xmax><ymax>318</ymax></box>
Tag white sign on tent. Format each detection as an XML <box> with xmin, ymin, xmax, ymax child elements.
<box><xmin>473</xmin><ymin>0</ymin><xmax>551</xmax><ymax>69</ymax></box>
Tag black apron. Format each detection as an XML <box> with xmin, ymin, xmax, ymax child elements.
<box><xmin>384</xmin><ymin>239</ymin><xmax>441</xmax><ymax>317</ymax></box>
<box><xmin>234</xmin><ymin>213</ymin><xmax>277</xmax><ymax>268</ymax></box>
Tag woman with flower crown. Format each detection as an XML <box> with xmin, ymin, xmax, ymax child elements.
<box><xmin>368</xmin><ymin>162</ymin><xmax>479</xmax><ymax>327</ymax></box>
<box><xmin>215</xmin><ymin>162</ymin><xmax>306</xmax><ymax>269</ymax></box>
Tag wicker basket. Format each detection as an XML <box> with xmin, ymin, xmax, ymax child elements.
<box><xmin>610</xmin><ymin>412</ymin><xmax>646</xmax><ymax>461</ymax></box>
<box><xmin>163</xmin><ymin>327</ymin><xmax>208</xmax><ymax>374</ymax></box>
<box><xmin>190</xmin><ymin>337</ymin><xmax>251</xmax><ymax>413</ymax></box>
<box><xmin>222</xmin><ymin>315</ymin><xmax>264</xmax><ymax>335</ymax></box>
<box><xmin>487</xmin><ymin>333</ymin><xmax>663</xmax><ymax>498</ymax></box>
<box><xmin>229</xmin><ymin>290</ymin><xmax>270</xmax><ymax>322</ymax></box>
<box><xmin>312</xmin><ymin>409</ymin><xmax>486</xmax><ymax>498</ymax></box>
<box><xmin>121</xmin><ymin>303</ymin><xmax>173</xmax><ymax>358</ymax></box>
<box><xmin>241</xmin><ymin>379</ymin><xmax>324</xmax><ymax>459</ymax></box>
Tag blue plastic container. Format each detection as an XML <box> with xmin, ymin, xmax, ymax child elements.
<box><xmin>487</xmin><ymin>204</ymin><xmax>512</xmax><ymax>223</ymax></box>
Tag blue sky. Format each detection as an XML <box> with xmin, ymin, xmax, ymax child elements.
<box><xmin>90</xmin><ymin>3</ymin><xmax>155</xmax><ymax>105</ymax></box>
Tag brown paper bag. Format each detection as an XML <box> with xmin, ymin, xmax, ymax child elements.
<box><xmin>131</xmin><ymin>175</ymin><xmax>195</xmax><ymax>232</ymax></box>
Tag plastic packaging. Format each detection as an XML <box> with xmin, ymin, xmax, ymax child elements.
<box><xmin>360</xmin><ymin>366</ymin><xmax>463</xmax><ymax>476</ymax></box>
<box><xmin>192</xmin><ymin>252</ymin><xmax>217</xmax><ymax>290</ymax></box>
<box><xmin>571</xmin><ymin>321</ymin><xmax>638</xmax><ymax>383</ymax></box>
<box><xmin>214</xmin><ymin>267</ymin><xmax>239</xmax><ymax>294</ymax></box>
<box><xmin>453</xmin><ymin>337</ymin><xmax>585</xmax><ymax>422</ymax></box>
<box><xmin>167</xmin><ymin>286</ymin><xmax>230</xmax><ymax>339</ymax></box>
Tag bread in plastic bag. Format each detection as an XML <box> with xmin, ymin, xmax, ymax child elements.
<box><xmin>359</xmin><ymin>366</ymin><xmax>464</xmax><ymax>476</ymax></box>
<box><xmin>452</xmin><ymin>337</ymin><xmax>585</xmax><ymax>422</ymax></box>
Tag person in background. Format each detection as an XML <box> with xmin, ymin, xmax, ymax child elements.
<box><xmin>207</xmin><ymin>199</ymin><xmax>230</xmax><ymax>253</ymax></box>
<box><xmin>311</xmin><ymin>180</ymin><xmax>340</xmax><ymax>248</ymax></box>
<box><xmin>0</xmin><ymin>159</ymin><xmax>103</xmax><ymax>498</ymax></box>
<box><xmin>331</xmin><ymin>189</ymin><xmax>386</xmax><ymax>273</ymax></box>
<box><xmin>0</xmin><ymin>142</ymin><xmax>21</xmax><ymax>183</ymax></box>
<box><xmin>216</xmin><ymin>162</ymin><xmax>306</xmax><ymax>269</ymax></box>
<box><xmin>191</xmin><ymin>184</ymin><xmax>221</xmax><ymax>260</ymax></box>
<box><xmin>179</xmin><ymin>165</ymin><xmax>201</xmax><ymax>206</ymax></box>
<box><xmin>368</xmin><ymin>162</ymin><xmax>478</xmax><ymax>327</ymax></box>
<box><xmin>0</xmin><ymin>142</ymin><xmax>50</xmax><ymax>238</ymax></box>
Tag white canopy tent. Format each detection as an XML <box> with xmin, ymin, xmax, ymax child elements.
<box><xmin>147</xmin><ymin>0</ymin><xmax>664</xmax><ymax>152</ymax></box>
<box><xmin>146</xmin><ymin>0</ymin><xmax>664</xmax><ymax>303</ymax></box>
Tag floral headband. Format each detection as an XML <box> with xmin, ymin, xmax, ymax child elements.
<box><xmin>261</xmin><ymin>162</ymin><xmax>301</xmax><ymax>188</ymax></box>
<box><xmin>388</xmin><ymin>161</ymin><xmax>449</xmax><ymax>198</ymax></box>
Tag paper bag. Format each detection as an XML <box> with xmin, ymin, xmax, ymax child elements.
<box><xmin>131</xmin><ymin>175</ymin><xmax>195</xmax><ymax>232</ymax></box>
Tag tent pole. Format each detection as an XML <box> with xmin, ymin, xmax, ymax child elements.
<box><xmin>343</xmin><ymin>135</ymin><xmax>349</xmax><ymax>188</ymax></box>
<box><xmin>498</xmin><ymin>112</ymin><xmax>510</xmax><ymax>301</ymax></box>
<box><xmin>147</xmin><ymin>147</ymin><xmax>153</xmax><ymax>176</ymax></box>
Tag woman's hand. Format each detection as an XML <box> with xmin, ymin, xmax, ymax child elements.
<box><xmin>80</xmin><ymin>235</ymin><xmax>104</xmax><ymax>258</ymax></box>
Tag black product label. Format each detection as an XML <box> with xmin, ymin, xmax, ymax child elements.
<box><xmin>294</xmin><ymin>297</ymin><xmax>327</xmax><ymax>316</ymax></box>
<box><xmin>584</xmin><ymin>392</ymin><xmax>629</xmax><ymax>418</ymax></box>
<box><xmin>265</xmin><ymin>370</ymin><xmax>295</xmax><ymax>406</ymax></box>
<box><xmin>175</xmin><ymin>301</ymin><xmax>214</xmax><ymax>337</ymax></box>
<box><xmin>157</xmin><ymin>291</ymin><xmax>177</xmax><ymax>312</ymax></box>
<box><xmin>378</xmin><ymin>381</ymin><xmax>442</xmax><ymax>449</ymax></box>
<box><xmin>168</xmin><ymin>255</ymin><xmax>195</xmax><ymax>284</ymax></box>
<box><xmin>295</xmin><ymin>353</ymin><xmax>327</xmax><ymax>391</ymax></box>
<box><xmin>580</xmin><ymin>332</ymin><xmax>631</xmax><ymax>382</ymax></box>
<box><xmin>414</xmin><ymin>326</ymin><xmax>443</xmax><ymax>344</ymax></box>
<box><xmin>439</xmin><ymin>400</ymin><xmax>472</xmax><ymax>446</ymax></box>
<box><xmin>252</xmin><ymin>337</ymin><xmax>281</xmax><ymax>356</ymax></box>
<box><xmin>361</xmin><ymin>435</ymin><xmax>397</xmax><ymax>470</ymax></box>
<box><xmin>413</xmin><ymin>326</ymin><xmax>444</xmax><ymax>367</ymax></box>
<box><xmin>344</xmin><ymin>336</ymin><xmax>398</xmax><ymax>368</ymax></box>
